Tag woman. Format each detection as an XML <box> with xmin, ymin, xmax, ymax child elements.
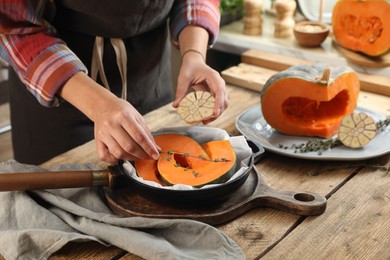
<box><xmin>0</xmin><ymin>0</ymin><xmax>228</xmax><ymax>164</ymax></box>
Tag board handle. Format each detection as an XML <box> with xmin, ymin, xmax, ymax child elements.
<box><xmin>247</xmin><ymin>166</ymin><xmax>327</xmax><ymax>216</ymax></box>
<box><xmin>259</xmin><ymin>186</ymin><xmax>327</xmax><ymax>215</ymax></box>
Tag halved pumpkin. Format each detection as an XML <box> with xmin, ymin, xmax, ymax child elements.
<box><xmin>332</xmin><ymin>0</ymin><xmax>390</xmax><ymax>56</ymax></box>
<box><xmin>261</xmin><ymin>63</ymin><xmax>360</xmax><ymax>138</ymax></box>
<box><xmin>135</xmin><ymin>134</ymin><xmax>236</xmax><ymax>187</ymax></box>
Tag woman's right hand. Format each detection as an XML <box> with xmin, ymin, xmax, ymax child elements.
<box><xmin>60</xmin><ymin>72</ymin><xmax>160</xmax><ymax>164</ymax></box>
<box><xmin>93</xmin><ymin>97</ymin><xmax>160</xmax><ymax>163</ymax></box>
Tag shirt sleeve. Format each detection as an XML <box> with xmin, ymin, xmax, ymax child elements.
<box><xmin>169</xmin><ymin>0</ymin><xmax>221</xmax><ymax>48</ymax></box>
<box><xmin>0</xmin><ymin>0</ymin><xmax>87</xmax><ymax>107</ymax></box>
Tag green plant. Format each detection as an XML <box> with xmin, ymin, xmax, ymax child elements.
<box><xmin>219</xmin><ymin>0</ymin><xmax>244</xmax><ymax>15</ymax></box>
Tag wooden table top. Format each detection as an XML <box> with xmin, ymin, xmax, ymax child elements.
<box><xmin>28</xmin><ymin>83</ymin><xmax>389</xmax><ymax>259</ymax></box>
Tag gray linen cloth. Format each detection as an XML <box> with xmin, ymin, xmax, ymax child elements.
<box><xmin>0</xmin><ymin>160</ymin><xmax>245</xmax><ymax>260</ymax></box>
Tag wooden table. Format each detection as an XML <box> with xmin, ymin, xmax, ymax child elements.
<box><xmin>29</xmin><ymin>82</ymin><xmax>389</xmax><ymax>259</ymax></box>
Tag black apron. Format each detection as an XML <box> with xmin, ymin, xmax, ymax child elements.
<box><xmin>9</xmin><ymin>0</ymin><xmax>174</xmax><ymax>164</ymax></box>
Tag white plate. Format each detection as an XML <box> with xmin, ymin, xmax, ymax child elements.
<box><xmin>236</xmin><ymin>104</ymin><xmax>390</xmax><ymax>161</ymax></box>
<box><xmin>297</xmin><ymin>0</ymin><xmax>338</xmax><ymax>24</ymax></box>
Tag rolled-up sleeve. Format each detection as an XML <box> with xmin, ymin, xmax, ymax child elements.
<box><xmin>169</xmin><ymin>0</ymin><xmax>221</xmax><ymax>47</ymax></box>
<box><xmin>0</xmin><ymin>0</ymin><xmax>87</xmax><ymax>107</ymax></box>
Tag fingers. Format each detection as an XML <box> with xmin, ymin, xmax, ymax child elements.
<box><xmin>94</xmin><ymin>101</ymin><xmax>160</xmax><ymax>164</ymax></box>
<box><xmin>206</xmin><ymin>72</ymin><xmax>228</xmax><ymax>117</ymax></box>
<box><xmin>196</xmin><ymin>72</ymin><xmax>228</xmax><ymax>124</ymax></box>
<box><xmin>172</xmin><ymin>81</ymin><xmax>190</xmax><ymax>108</ymax></box>
<box><xmin>96</xmin><ymin>140</ymin><xmax>118</xmax><ymax>164</ymax></box>
<box><xmin>96</xmin><ymin>126</ymin><xmax>158</xmax><ymax>164</ymax></box>
<box><xmin>120</xmin><ymin>115</ymin><xmax>160</xmax><ymax>160</ymax></box>
<box><xmin>173</xmin><ymin>64</ymin><xmax>228</xmax><ymax>121</ymax></box>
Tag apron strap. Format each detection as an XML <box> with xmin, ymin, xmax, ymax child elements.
<box><xmin>91</xmin><ymin>36</ymin><xmax>110</xmax><ymax>91</ymax></box>
<box><xmin>91</xmin><ymin>36</ymin><xmax>128</xmax><ymax>99</ymax></box>
<box><xmin>110</xmin><ymin>38</ymin><xmax>128</xmax><ymax>100</ymax></box>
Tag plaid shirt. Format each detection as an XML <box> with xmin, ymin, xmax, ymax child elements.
<box><xmin>0</xmin><ymin>0</ymin><xmax>220</xmax><ymax>107</ymax></box>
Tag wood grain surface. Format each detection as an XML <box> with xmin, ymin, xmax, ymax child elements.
<box><xmin>263</xmin><ymin>153</ymin><xmax>390</xmax><ymax>259</ymax></box>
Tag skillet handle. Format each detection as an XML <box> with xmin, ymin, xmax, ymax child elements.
<box><xmin>259</xmin><ymin>186</ymin><xmax>327</xmax><ymax>215</ymax></box>
<box><xmin>0</xmin><ymin>170</ymin><xmax>110</xmax><ymax>191</ymax></box>
<box><xmin>245</xmin><ymin>137</ymin><xmax>265</xmax><ymax>164</ymax></box>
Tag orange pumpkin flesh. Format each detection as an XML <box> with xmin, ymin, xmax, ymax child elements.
<box><xmin>134</xmin><ymin>158</ymin><xmax>161</xmax><ymax>184</ymax></box>
<box><xmin>332</xmin><ymin>0</ymin><xmax>390</xmax><ymax>56</ymax></box>
<box><xmin>135</xmin><ymin>134</ymin><xmax>209</xmax><ymax>185</ymax></box>
<box><xmin>135</xmin><ymin>134</ymin><xmax>236</xmax><ymax>187</ymax></box>
<box><xmin>261</xmin><ymin>64</ymin><xmax>360</xmax><ymax>138</ymax></box>
<box><xmin>158</xmin><ymin>140</ymin><xmax>236</xmax><ymax>187</ymax></box>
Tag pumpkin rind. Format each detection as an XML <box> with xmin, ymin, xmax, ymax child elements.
<box><xmin>332</xmin><ymin>0</ymin><xmax>390</xmax><ymax>56</ymax></box>
<box><xmin>261</xmin><ymin>63</ymin><xmax>360</xmax><ymax>138</ymax></box>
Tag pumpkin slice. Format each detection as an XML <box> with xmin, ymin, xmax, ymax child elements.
<box><xmin>332</xmin><ymin>0</ymin><xmax>390</xmax><ymax>56</ymax></box>
<box><xmin>261</xmin><ymin>63</ymin><xmax>360</xmax><ymax>138</ymax></box>
<box><xmin>338</xmin><ymin>112</ymin><xmax>377</xmax><ymax>148</ymax></box>
<box><xmin>158</xmin><ymin>139</ymin><xmax>236</xmax><ymax>187</ymax></box>
<box><xmin>134</xmin><ymin>158</ymin><xmax>162</xmax><ymax>184</ymax></box>
<box><xmin>135</xmin><ymin>134</ymin><xmax>209</xmax><ymax>185</ymax></box>
<box><xmin>177</xmin><ymin>91</ymin><xmax>215</xmax><ymax>123</ymax></box>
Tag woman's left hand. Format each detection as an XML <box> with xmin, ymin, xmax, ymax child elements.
<box><xmin>172</xmin><ymin>50</ymin><xmax>228</xmax><ymax>124</ymax></box>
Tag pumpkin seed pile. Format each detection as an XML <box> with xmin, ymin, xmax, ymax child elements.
<box><xmin>279</xmin><ymin>139</ymin><xmax>342</xmax><ymax>155</ymax></box>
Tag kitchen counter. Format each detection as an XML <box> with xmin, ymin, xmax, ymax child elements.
<box><xmin>214</xmin><ymin>14</ymin><xmax>390</xmax><ymax>78</ymax></box>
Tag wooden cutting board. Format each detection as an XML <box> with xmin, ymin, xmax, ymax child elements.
<box><xmin>222</xmin><ymin>49</ymin><xmax>390</xmax><ymax>97</ymax></box>
<box><xmin>332</xmin><ymin>41</ymin><xmax>390</xmax><ymax>68</ymax></box>
<box><xmin>102</xmin><ymin>167</ymin><xmax>327</xmax><ymax>226</ymax></box>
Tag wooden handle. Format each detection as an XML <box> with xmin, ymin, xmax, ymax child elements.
<box><xmin>232</xmin><ymin>167</ymin><xmax>327</xmax><ymax>216</ymax></box>
<box><xmin>257</xmin><ymin>187</ymin><xmax>327</xmax><ymax>215</ymax></box>
<box><xmin>0</xmin><ymin>170</ymin><xmax>110</xmax><ymax>191</ymax></box>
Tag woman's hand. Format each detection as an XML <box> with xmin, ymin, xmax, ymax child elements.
<box><xmin>60</xmin><ymin>72</ymin><xmax>160</xmax><ymax>164</ymax></box>
<box><xmin>172</xmin><ymin>51</ymin><xmax>228</xmax><ymax>124</ymax></box>
<box><xmin>173</xmin><ymin>24</ymin><xmax>228</xmax><ymax>124</ymax></box>
<box><xmin>93</xmin><ymin>97</ymin><xmax>160</xmax><ymax>163</ymax></box>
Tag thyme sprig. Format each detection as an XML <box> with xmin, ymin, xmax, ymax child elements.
<box><xmin>279</xmin><ymin>117</ymin><xmax>390</xmax><ymax>155</ymax></box>
<box><xmin>162</xmin><ymin>150</ymin><xmax>231</xmax><ymax>163</ymax></box>
<box><xmin>279</xmin><ymin>138</ymin><xmax>342</xmax><ymax>155</ymax></box>
<box><xmin>376</xmin><ymin>116</ymin><xmax>390</xmax><ymax>130</ymax></box>
<box><xmin>160</xmin><ymin>150</ymin><xmax>231</xmax><ymax>178</ymax></box>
